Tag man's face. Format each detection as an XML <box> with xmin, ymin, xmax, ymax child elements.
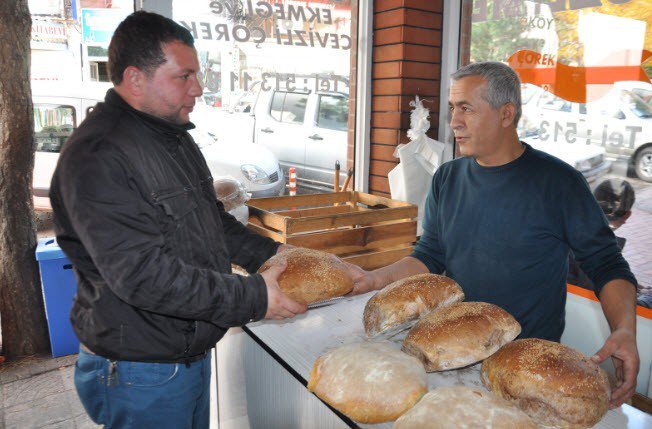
<box><xmin>448</xmin><ymin>75</ymin><xmax>505</xmax><ymax>159</ymax></box>
<box><xmin>140</xmin><ymin>41</ymin><xmax>203</xmax><ymax>124</ymax></box>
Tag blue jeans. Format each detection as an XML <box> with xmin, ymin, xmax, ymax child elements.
<box><xmin>74</xmin><ymin>347</ymin><xmax>211</xmax><ymax>429</ymax></box>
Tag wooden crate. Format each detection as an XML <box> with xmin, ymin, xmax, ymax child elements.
<box><xmin>247</xmin><ymin>191</ymin><xmax>417</xmax><ymax>270</ymax></box>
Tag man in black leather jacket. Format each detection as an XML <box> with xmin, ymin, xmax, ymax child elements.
<box><xmin>50</xmin><ymin>11</ymin><xmax>306</xmax><ymax>428</ymax></box>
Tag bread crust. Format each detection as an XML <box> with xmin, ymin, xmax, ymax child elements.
<box><xmin>258</xmin><ymin>248</ymin><xmax>353</xmax><ymax>304</ymax></box>
<box><xmin>308</xmin><ymin>342</ymin><xmax>428</xmax><ymax>423</ymax></box>
<box><xmin>402</xmin><ymin>302</ymin><xmax>521</xmax><ymax>371</ymax></box>
<box><xmin>363</xmin><ymin>274</ymin><xmax>464</xmax><ymax>338</ymax></box>
<box><xmin>393</xmin><ymin>386</ymin><xmax>537</xmax><ymax>429</ymax></box>
<box><xmin>481</xmin><ymin>338</ymin><xmax>610</xmax><ymax>428</ymax></box>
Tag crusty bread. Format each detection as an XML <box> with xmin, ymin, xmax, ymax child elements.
<box><xmin>258</xmin><ymin>248</ymin><xmax>353</xmax><ymax>305</ymax></box>
<box><xmin>308</xmin><ymin>342</ymin><xmax>427</xmax><ymax>423</ymax></box>
<box><xmin>393</xmin><ymin>386</ymin><xmax>537</xmax><ymax>429</ymax></box>
<box><xmin>213</xmin><ymin>178</ymin><xmax>245</xmax><ymax>211</ymax></box>
<box><xmin>363</xmin><ymin>274</ymin><xmax>464</xmax><ymax>338</ymax></box>
<box><xmin>481</xmin><ymin>338</ymin><xmax>610</xmax><ymax>429</ymax></box>
<box><xmin>402</xmin><ymin>302</ymin><xmax>521</xmax><ymax>371</ymax></box>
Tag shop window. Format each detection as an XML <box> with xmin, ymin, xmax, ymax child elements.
<box><xmin>89</xmin><ymin>61</ymin><xmax>109</xmax><ymax>82</ymax></box>
<box><xmin>173</xmin><ymin>0</ymin><xmax>356</xmax><ymax>193</ymax></box>
<box><xmin>464</xmin><ymin>0</ymin><xmax>652</xmax><ymax>298</ymax></box>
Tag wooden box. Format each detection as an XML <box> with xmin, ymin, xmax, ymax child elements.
<box><xmin>247</xmin><ymin>191</ymin><xmax>418</xmax><ymax>270</ymax></box>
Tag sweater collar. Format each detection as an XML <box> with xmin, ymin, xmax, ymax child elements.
<box><xmin>104</xmin><ymin>88</ymin><xmax>196</xmax><ymax>135</ymax></box>
<box><xmin>470</xmin><ymin>142</ymin><xmax>532</xmax><ymax>173</ymax></box>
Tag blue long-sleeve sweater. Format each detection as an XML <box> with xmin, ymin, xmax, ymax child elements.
<box><xmin>411</xmin><ymin>143</ymin><xmax>636</xmax><ymax>341</ymax></box>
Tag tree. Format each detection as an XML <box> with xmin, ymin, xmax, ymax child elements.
<box><xmin>470</xmin><ymin>1</ymin><xmax>544</xmax><ymax>63</ymax></box>
<box><xmin>0</xmin><ymin>0</ymin><xmax>51</xmax><ymax>359</ymax></box>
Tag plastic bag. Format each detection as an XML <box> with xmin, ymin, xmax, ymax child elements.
<box><xmin>388</xmin><ymin>96</ymin><xmax>451</xmax><ymax>235</ymax></box>
<box><xmin>213</xmin><ymin>176</ymin><xmax>250</xmax><ymax>224</ymax></box>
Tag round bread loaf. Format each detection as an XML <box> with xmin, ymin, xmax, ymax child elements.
<box><xmin>402</xmin><ymin>302</ymin><xmax>521</xmax><ymax>371</ymax></box>
<box><xmin>258</xmin><ymin>248</ymin><xmax>353</xmax><ymax>304</ymax></box>
<box><xmin>363</xmin><ymin>274</ymin><xmax>464</xmax><ymax>338</ymax></box>
<box><xmin>481</xmin><ymin>338</ymin><xmax>610</xmax><ymax>428</ymax></box>
<box><xmin>393</xmin><ymin>386</ymin><xmax>537</xmax><ymax>429</ymax></box>
<box><xmin>308</xmin><ymin>341</ymin><xmax>427</xmax><ymax>423</ymax></box>
<box><xmin>213</xmin><ymin>178</ymin><xmax>245</xmax><ymax>211</ymax></box>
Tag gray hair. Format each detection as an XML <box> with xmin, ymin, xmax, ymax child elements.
<box><xmin>451</xmin><ymin>62</ymin><xmax>522</xmax><ymax>126</ymax></box>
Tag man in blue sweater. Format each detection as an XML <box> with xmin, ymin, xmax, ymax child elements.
<box><xmin>351</xmin><ymin>62</ymin><xmax>639</xmax><ymax>408</ymax></box>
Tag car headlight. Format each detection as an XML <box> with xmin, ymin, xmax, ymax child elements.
<box><xmin>575</xmin><ymin>160</ymin><xmax>591</xmax><ymax>171</ymax></box>
<box><xmin>241</xmin><ymin>164</ymin><xmax>271</xmax><ymax>184</ymax></box>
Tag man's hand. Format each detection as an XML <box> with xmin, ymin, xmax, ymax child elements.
<box><xmin>591</xmin><ymin>328</ymin><xmax>639</xmax><ymax>408</ymax></box>
<box><xmin>342</xmin><ymin>262</ymin><xmax>379</xmax><ymax>296</ymax></box>
<box><xmin>276</xmin><ymin>244</ymin><xmax>295</xmax><ymax>254</ymax></box>
<box><xmin>260</xmin><ymin>261</ymin><xmax>307</xmax><ymax>320</ymax></box>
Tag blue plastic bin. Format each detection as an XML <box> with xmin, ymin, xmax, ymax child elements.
<box><xmin>35</xmin><ymin>237</ymin><xmax>79</xmax><ymax>357</ymax></box>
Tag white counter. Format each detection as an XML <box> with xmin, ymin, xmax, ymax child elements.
<box><xmin>216</xmin><ymin>292</ymin><xmax>652</xmax><ymax>429</ymax></box>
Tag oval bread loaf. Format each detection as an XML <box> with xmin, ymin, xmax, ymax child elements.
<box><xmin>481</xmin><ymin>338</ymin><xmax>610</xmax><ymax>428</ymax></box>
<box><xmin>393</xmin><ymin>386</ymin><xmax>537</xmax><ymax>429</ymax></box>
<box><xmin>258</xmin><ymin>247</ymin><xmax>353</xmax><ymax>305</ymax></box>
<box><xmin>402</xmin><ymin>302</ymin><xmax>521</xmax><ymax>371</ymax></box>
<box><xmin>363</xmin><ymin>274</ymin><xmax>464</xmax><ymax>338</ymax></box>
<box><xmin>308</xmin><ymin>342</ymin><xmax>427</xmax><ymax>423</ymax></box>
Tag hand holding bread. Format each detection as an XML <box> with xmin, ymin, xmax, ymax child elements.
<box><xmin>590</xmin><ymin>327</ymin><xmax>639</xmax><ymax>408</ymax></box>
<box><xmin>259</xmin><ymin>247</ymin><xmax>354</xmax><ymax>305</ymax></box>
<box><xmin>259</xmin><ymin>261</ymin><xmax>308</xmax><ymax>320</ymax></box>
<box><xmin>482</xmin><ymin>338</ymin><xmax>610</xmax><ymax>428</ymax></box>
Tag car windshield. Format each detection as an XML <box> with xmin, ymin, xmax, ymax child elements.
<box><xmin>623</xmin><ymin>90</ymin><xmax>652</xmax><ymax>119</ymax></box>
<box><xmin>33</xmin><ymin>104</ymin><xmax>76</xmax><ymax>153</ymax></box>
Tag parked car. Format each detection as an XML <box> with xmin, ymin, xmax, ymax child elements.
<box><xmin>211</xmin><ymin>78</ymin><xmax>350</xmax><ymax>191</ymax></box>
<box><xmin>524</xmin><ymin>136</ymin><xmax>611</xmax><ymax>186</ymax></box>
<box><xmin>520</xmin><ymin>81</ymin><xmax>652</xmax><ymax>182</ymax></box>
<box><xmin>187</xmin><ymin>127</ymin><xmax>285</xmax><ymax>198</ymax></box>
<box><xmin>31</xmin><ymin>82</ymin><xmax>284</xmax><ymax>211</ymax></box>
<box><xmin>32</xmin><ymin>81</ymin><xmax>111</xmax><ymax>210</ymax></box>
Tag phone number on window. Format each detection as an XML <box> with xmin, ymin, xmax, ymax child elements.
<box><xmin>538</xmin><ymin>120</ymin><xmax>642</xmax><ymax>149</ymax></box>
<box><xmin>230</xmin><ymin>72</ymin><xmax>349</xmax><ymax>93</ymax></box>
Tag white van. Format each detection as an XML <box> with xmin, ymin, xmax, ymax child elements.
<box><xmin>31</xmin><ymin>81</ymin><xmax>285</xmax><ymax>211</ymax></box>
<box><xmin>520</xmin><ymin>82</ymin><xmax>652</xmax><ymax>182</ymax></box>
<box><xmin>208</xmin><ymin>77</ymin><xmax>350</xmax><ymax>192</ymax></box>
<box><xmin>31</xmin><ymin>81</ymin><xmax>111</xmax><ymax>210</ymax></box>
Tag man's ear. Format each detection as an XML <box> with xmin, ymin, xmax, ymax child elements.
<box><xmin>122</xmin><ymin>66</ymin><xmax>146</xmax><ymax>97</ymax></box>
<box><xmin>500</xmin><ymin>103</ymin><xmax>516</xmax><ymax>127</ymax></box>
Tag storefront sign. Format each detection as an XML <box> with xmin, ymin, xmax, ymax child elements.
<box><xmin>81</xmin><ymin>8</ymin><xmax>131</xmax><ymax>45</ymax></box>
<box><xmin>472</xmin><ymin>0</ymin><xmax>634</xmax><ymax>23</ymax></box>
<box><xmin>28</xmin><ymin>0</ymin><xmax>63</xmax><ymax>16</ymax></box>
<box><xmin>31</xmin><ymin>20</ymin><xmax>67</xmax><ymax>51</ymax></box>
<box><xmin>179</xmin><ymin>0</ymin><xmax>350</xmax><ymax>49</ymax></box>
<box><xmin>509</xmin><ymin>48</ymin><xmax>651</xmax><ymax>103</ymax></box>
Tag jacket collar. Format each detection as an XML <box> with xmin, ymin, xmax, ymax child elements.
<box><xmin>104</xmin><ymin>88</ymin><xmax>196</xmax><ymax>136</ymax></box>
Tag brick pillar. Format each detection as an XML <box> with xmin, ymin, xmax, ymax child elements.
<box><xmin>369</xmin><ymin>0</ymin><xmax>443</xmax><ymax>197</ymax></box>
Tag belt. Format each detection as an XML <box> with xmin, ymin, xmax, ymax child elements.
<box><xmin>79</xmin><ymin>343</ymin><xmax>209</xmax><ymax>365</ymax></box>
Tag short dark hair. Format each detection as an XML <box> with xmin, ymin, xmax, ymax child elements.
<box><xmin>108</xmin><ymin>11</ymin><xmax>195</xmax><ymax>85</ymax></box>
<box><xmin>593</xmin><ymin>179</ymin><xmax>636</xmax><ymax>221</ymax></box>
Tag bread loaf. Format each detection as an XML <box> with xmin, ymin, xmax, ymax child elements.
<box><xmin>308</xmin><ymin>342</ymin><xmax>427</xmax><ymax>423</ymax></box>
<box><xmin>481</xmin><ymin>338</ymin><xmax>610</xmax><ymax>428</ymax></box>
<box><xmin>393</xmin><ymin>386</ymin><xmax>537</xmax><ymax>429</ymax></box>
<box><xmin>363</xmin><ymin>274</ymin><xmax>464</xmax><ymax>338</ymax></box>
<box><xmin>258</xmin><ymin>248</ymin><xmax>353</xmax><ymax>304</ymax></box>
<box><xmin>402</xmin><ymin>302</ymin><xmax>520</xmax><ymax>371</ymax></box>
<box><xmin>213</xmin><ymin>177</ymin><xmax>247</xmax><ymax>211</ymax></box>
